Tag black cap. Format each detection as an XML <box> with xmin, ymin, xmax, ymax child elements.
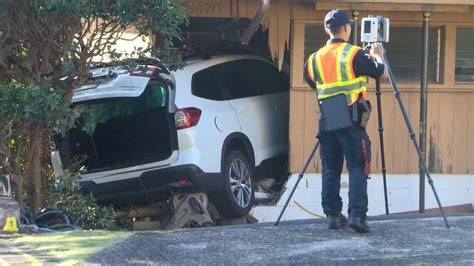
<box><xmin>324</xmin><ymin>9</ymin><xmax>355</xmax><ymax>28</ymax></box>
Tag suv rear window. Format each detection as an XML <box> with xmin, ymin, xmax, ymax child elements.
<box><xmin>80</xmin><ymin>84</ymin><xmax>167</xmax><ymax>136</ymax></box>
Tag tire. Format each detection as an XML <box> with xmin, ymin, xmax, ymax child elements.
<box><xmin>213</xmin><ymin>150</ymin><xmax>255</xmax><ymax>218</ymax></box>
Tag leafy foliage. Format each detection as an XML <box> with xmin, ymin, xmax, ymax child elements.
<box><xmin>0</xmin><ymin>80</ymin><xmax>76</xmax><ymax>210</ymax></box>
<box><xmin>46</xmin><ymin>168</ymin><xmax>117</xmax><ymax>230</ymax></box>
<box><xmin>0</xmin><ymin>80</ymin><xmax>75</xmax><ymax>132</ymax></box>
<box><xmin>0</xmin><ymin>0</ymin><xmax>188</xmax><ymax>213</ymax></box>
<box><xmin>0</xmin><ymin>0</ymin><xmax>188</xmax><ymax>92</ymax></box>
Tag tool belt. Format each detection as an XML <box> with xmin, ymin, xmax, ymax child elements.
<box><xmin>351</xmin><ymin>99</ymin><xmax>372</xmax><ymax>128</ymax></box>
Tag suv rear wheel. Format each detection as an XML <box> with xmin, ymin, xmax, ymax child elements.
<box><xmin>214</xmin><ymin>150</ymin><xmax>255</xmax><ymax>218</ymax></box>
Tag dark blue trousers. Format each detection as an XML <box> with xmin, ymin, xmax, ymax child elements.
<box><xmin>319</xmin><ymin>117</ymin><xmax>371</xmax><ymax>219</ymax></box>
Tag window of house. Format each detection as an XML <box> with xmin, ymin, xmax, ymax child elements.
<box><xmin>304</xmin><ymin>25</ymin><xmax>327</xmax><ymax>65</ymax></box>
<box><xmin>384</xmin><ymin>27</ymin><xmax>440</xmax><ymax>83</ymax></box>
<box><xmin>304</xmin><ymin>25</ymin><xmax>326</xmax><ymax>85</ymax></box>
<box><xmin>304</xmin><ymin>25</ymin><xmax>441</xmax><ymax>83</ymax></box>
<box><xmin>455</xmin><ymin>28</ymin><xmax>474</xmax><ymax>83</ymax></box>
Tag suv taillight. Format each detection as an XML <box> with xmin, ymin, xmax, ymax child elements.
<box><xmin>175</xmin><ymin>108</ymin><xmax>201</xmax><ymax>130</ymax></box>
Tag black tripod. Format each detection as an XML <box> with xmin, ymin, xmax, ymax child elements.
<box><xmin>375</xmin><ymin>77</ymin><xmax>390</xmax><ymax>215</ymax></box>
<box><xmin>275</xmin><ymin>53</ymin><xmax>450</xmax><ymax>229</ymax></box>
<box><xmin>274</xmin><ymin>136</ymin><xmax>320</xmax><ymax>226</ymax></box>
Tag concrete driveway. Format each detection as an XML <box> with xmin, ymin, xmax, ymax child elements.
<box><xmin>88</xmin><ymin>214</ymin><xmax>474</xmax><ymax>265</ymax></box>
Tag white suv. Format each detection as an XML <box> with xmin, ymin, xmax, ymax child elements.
<box><xmin>52</xmin><ymin>54</ymin><xmax>289</xmax><ymax>218</ymax></box>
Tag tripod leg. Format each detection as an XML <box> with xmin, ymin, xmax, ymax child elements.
<box><xmin>275</xmin><ymin>137</ymin><xmax>320</xmax><ymax>226</ymax></box>
<box><xmin>384</xmin><ymin>54</ymin><xmax>450</xmax><ymax>229</ymax></box>
<box><xmin>375</xmin><ymin>78</ymin><xmax>390</xmax><ymax>215</ymax></box>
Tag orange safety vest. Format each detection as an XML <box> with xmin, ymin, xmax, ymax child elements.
<box><xmin>307</xmin><ymin>42</ymin><xmax>367</xmax><ymax>106</ymax></box>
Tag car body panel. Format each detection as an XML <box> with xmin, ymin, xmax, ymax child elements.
<box><xmin>228</xmin><ymin>91</ymin><xmax>289</xmax><ymax>166</ymax></box>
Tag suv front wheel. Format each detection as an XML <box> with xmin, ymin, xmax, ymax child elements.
<box><xmin>214</xmin><ymin>150</ymin><xmax>255</xmax><ymax>218</ymax></box>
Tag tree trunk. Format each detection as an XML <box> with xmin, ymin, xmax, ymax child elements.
<box><xmin>12</xmin><ymin>173</ymin><xmax>22</xmax><ymax>206</ymax></box>
<box><xmin>27</xmin><ymin>129</ymin><xmax>44</xmax><ymax>214</ymax></box>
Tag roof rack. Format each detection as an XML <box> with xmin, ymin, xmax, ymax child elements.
<box><xmin>91</xmin><ymin>57</ymin><xmax>169</xmax><ymax>74</ymax></box>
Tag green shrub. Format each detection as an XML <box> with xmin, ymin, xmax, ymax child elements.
<box><xmin>0</xmin><ymin>80</ymin><xmax>76</xmax><ymax>212</ymax></box>
<box><xmin>46</xmin><ymin>168</ymin><xmax>117</xmax><ymax>230</ymax></box>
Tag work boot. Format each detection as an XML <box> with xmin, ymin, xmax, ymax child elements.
<box><xmin>327</xmin><ymin>214</ymin><xmax>348</xmax><ymax>229</ymax></box>
<box><xmin>348</xmin><ymin>217</ymin><xmax>370</xmax><ymax>233</ymax></box>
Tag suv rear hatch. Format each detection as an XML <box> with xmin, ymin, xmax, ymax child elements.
<box><xmin>53</xmin><ymin>68</ymin><xmax>178</xmax><ymax>176</ymax></box>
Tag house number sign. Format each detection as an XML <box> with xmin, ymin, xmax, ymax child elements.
<box><xmin>184</xmin><ymin>0</ymin><xmax>230</xmax><ymax>17</ymax></box>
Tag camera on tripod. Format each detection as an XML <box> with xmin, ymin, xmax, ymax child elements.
<box><xmin>361</xmin><ymin>16</ymin><xmax>390</xmax><ymax>43</ymax></box>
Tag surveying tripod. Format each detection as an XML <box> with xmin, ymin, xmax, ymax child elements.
<box><xmin>275</xmin><ymin>52</ymin><xmax>450</xmax><ymax>229</ymax></box>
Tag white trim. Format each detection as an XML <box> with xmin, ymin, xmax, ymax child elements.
<box><xmin>80</xmin><ymin>151</ymin><xmax>179</xmax><ymax>184</ymax></box>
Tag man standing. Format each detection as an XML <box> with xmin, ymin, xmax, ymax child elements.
<box><xmin>304</xmin><ymin>9</ymin><xmax>388</xmax><ymax>233</ymax></box>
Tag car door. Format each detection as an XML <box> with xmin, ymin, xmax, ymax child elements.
<box><xmin>216</xmin><ymin>59</ymin><xmax>283</xmax><ymax>166</ymax></box>
<box><xmin>245</xmin><ymin>59</ymin><xmax>289</xmax><ymax>156</ymax></box>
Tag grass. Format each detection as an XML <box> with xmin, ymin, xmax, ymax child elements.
<box><xmin>0</xmin><ymin>230</ymin><xmax>132</xmax><ymax>265</ymax></box>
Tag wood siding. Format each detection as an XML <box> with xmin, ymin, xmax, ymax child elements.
<box><xmin>289</xmin><ymin>87</ymin><xmax>474</xmax><ymax>174</ymax></box>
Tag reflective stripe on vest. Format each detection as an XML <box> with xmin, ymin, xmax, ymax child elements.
<box><xmin>309</xmin><ymin>42</ymin><xmax>367</xmax><ymax>105</ymax></box>
<box><xmin>307</xmin><ymin>53</ymin><xmax>316</xmax><ymax>81</ymax></box>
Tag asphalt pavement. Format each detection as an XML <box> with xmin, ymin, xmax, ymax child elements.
<box><xmin>88</xmin><ymin>214</ymin><xmax>474</xmax><ymax>265</ymax></box>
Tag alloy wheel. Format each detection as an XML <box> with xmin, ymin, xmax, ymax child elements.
<box><xmin>227</xmin><ymin>158</ymin><xmax>252</xmax><ymax>208</ymax></box>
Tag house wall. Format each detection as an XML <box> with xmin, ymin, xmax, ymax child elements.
<box><xmin>180</xmin><ymin>0</ymin><xmax>474</xmax><ymax>174</ymax></box>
